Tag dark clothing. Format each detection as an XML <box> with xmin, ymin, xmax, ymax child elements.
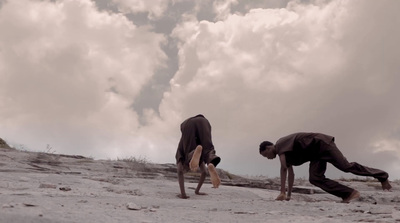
<box><xmin>276</xmin><ymin>132</ymin><xmax>389</xmax><ymax>199</ymax></box>
<box><xmin>175</xmin><ymin>114</ymin><xmax>221</xmax><ymax>168</ymax></box>
<box><xmin>276</xmin><ymin>132</ymin><xmax>334</xmax><ymax>166</ymax></box>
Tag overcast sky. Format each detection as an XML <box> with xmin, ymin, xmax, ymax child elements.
<box><xmin>1</xmin><ymin>0</ymin><xmax>399</xmax><ymax>180</ymax></box>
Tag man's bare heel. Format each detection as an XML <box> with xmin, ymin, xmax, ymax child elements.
<box><xmin>208</xmin><ymin>164</ymin><xmax>221</xmax><ymax>188</ymax></box>
<box><xmin>189</xmin><ymin>145</ymin><xmax>202</xmax><ymax>171</ymax></box>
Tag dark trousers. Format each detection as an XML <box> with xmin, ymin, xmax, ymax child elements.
<box><xmin>309</xmin><ymin>141</ymin><xmax>389</xmax><ymax>199</ymax></box>
<box><xmin>175</xmin><ymin>116</ymin><xmax>220</xmax><ymax>167</ymax></box>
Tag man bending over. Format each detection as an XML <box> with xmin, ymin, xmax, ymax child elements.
<box><xmin>259</xmin><ymin>132</ymin><xmax>391</xmax><ymax>203</ymax></box>
<box><xmin>176</xmin><ymin>114</ymin><xmax>221</xmax><ymax>199</ymax></box>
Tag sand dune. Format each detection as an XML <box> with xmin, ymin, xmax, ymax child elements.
<box><xmin>1</xmin><ymin>141</ymin><xmax>399</xmax><ymax>223</ymax></box>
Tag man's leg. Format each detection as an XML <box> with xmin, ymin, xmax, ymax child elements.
<box><xmin>309</xmin><ymin>160</ymin><xmax>357</xmax><ymax>201</ymax></box>
<box><xmin>208</xmin><ymin>163</ymin><xmax>221</xmax><ymax>188</ymax></box>
<box><xmin>324</xmin><ymin>142</ymin><xmax>391</xmax><ymax>191</ymax></box>
<box><xmin>181</xmin><ymin>118</ymin><xmax>201</xmax><ymax>171</ymax></box>
<box><xmin>189</xmin><ymin>145</ymin><xmax>203</xmax><ymax>171</ymax></box>
<box><xmin>382</xmin><ymin>179</ymin><xmax>392</xmax><ymax>191</ymax></box>
<box><xmin>193</xmin><ymin>117</ymin><xmax>221</xmax><ymax>188</ymax></box>
<box><xmin>203</xmin><ymin>150</ymin><xmax>221</xmax><ymax>188</ymax></box>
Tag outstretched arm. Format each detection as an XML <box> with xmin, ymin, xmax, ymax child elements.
<box><xmin>195</xmin><ymin>162</ymin><xmax>207</xmax><ymax>195</ymax></box>
<box><xmin>276</xmin><ymin>154</ymin><xmax>288</xmax><ymax>201</ymax></box>
<box><xmin>177</xmin><ymin>162</ymin><xmax>189</xmax><ymax>199</ymax></box>
<box><xmin>286</xmin><ymin>165</ymin><xmax>294</xmax><ymax>200</ymax></box>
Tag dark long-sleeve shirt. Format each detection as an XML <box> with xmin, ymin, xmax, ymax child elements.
<box><xmin>275</xmin><ymin>132</ymin><xmax>334</xmax><ymax>166</ymax></box>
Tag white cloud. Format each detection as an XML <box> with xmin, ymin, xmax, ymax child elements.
<box><xmin>213</xmin><ymin>0</ymin><xmax>238</xmax><ymax>20</ymax></box>
<box><xmin>111</xmin><ymin>0</ymin><xmax>171</xmax><ymax>19</ymax></box>
<box><xmin>373</xmin><ymin>139</ymin><xmax>400</xmax><ymax>154</ymax></box>
<box><xmin>1</xmin><ymin>0</ymin><xmax>400</xmax><ymax>180</ymax></box>
<box><xmin>167</xmin><ymin>0</ymin><xmax>348</xmax><ymax>123</ymax></box>
<box><xmin>0</xmin><ymin>0</ymin><xmax>166</xmax><ymax>158</ymax></box>
<box><xmin>160</xmin><ymin>0</ymin><xmax>400</xmax><ymax>178</ymax></box>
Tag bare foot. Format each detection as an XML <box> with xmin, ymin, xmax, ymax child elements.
<box><xmin>342</xmin><ymin>190</ymin><xmax>360</xmax><ymax>203</ymax></box>
<box><xmin>207</xmin><ymin>163</ymin><xmax>221</xmax><ymax>188</ymax></box>
<box><xmin>195</xmin><ymin>191</ymin><xmax>207</xmax><ymax>195</ymax></box>
<box><xmin>381</xmin><ymin>179</ymin><xmax>392</xmax><ymax>191</ymax></box>
<box><xmin>275</xmin><ymin>193</ymin><xmax>286</xmax><ymax>201</ymax></box>
<box><xmin>189</xmin><ymin>145</ymin><xmax>202</xmax><ymax>171</ymax></box>
<box><xmin>177</xmin><ymin>194</ymin><xmax>190</xmax><ymax>199</ymax></box>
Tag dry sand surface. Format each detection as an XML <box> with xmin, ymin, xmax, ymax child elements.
<box><xmin>1</xmin><ymin>142</ymin><xmax>400</xmax><ymax>223</ymax></box>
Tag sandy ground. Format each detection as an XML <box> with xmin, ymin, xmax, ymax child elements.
<box><xmin>1</xmin><ymin>145</ymin><xmax>400</xmax><ymax>223</ymax></box>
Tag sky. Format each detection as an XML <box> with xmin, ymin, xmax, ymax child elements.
<box><xmin>1</xmin><ymin>0</ymin><xmax>400</xmax><ymax>180</ymax></box>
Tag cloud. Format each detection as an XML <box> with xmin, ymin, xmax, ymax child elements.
<box><xmin>167</xmin><ymin>0</ymin><xmax>347</xmax><ymax>130</ymax></box>
<box><xmin>160</xmin><ymin>0</ymin><xmax>400</xmax><ymax>178</ymax></box>
<box><xmin>212</xmin><ymin>0</ymin><xmax>238</xmax><ymax>20</ymax></box>
<box><xmin>1</xmin><ymin>0</ymin><xmax>399</xmax><ymax>180</ymax></box>
<box><xmin>111</xmin><ymin>0</ymin><xmax>171</xmax><ymax>19</ymax></box>
<box><xmin>0</xmin><ymin>0</ymin><xmax>166</xmax><ymax>158</ymax></box>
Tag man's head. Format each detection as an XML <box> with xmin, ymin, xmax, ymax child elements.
<box><xmin>259</xmin><ymin>141</ymin><xmax>277</xmax><ymax>159</ymax></box>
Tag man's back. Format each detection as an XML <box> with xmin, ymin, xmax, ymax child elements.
<box><xmin>276</xmin><ymin>132</ymin><xmax>334</xmax><ymax>166</ymax></box>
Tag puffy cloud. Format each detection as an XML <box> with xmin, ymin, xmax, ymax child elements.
<box><xmin>0</xmin><ymin>0</ymin><xmax>166</xmax><ymax>158</ymax></box>
<box><xmin>167</xmin><ymin>0</ymin><xmax>347</xmax><ymax>130</ymax></box>
<box><xmin>111</xmin><ymin>0</ymin><xmax>171</xmax><ymax>19</ymax></box>
<box><xmin>160</xmin><ymin>0</ymin><xmax>400</xmax><ymax>178</ymax></box>
<box><xmin>1</xmin><ymin>0</ymin><xmax>400</xmax><ymax>180</ymax></box>
<box><xmin>212</xmin><ymin>0</ymin><xmax>238</xmax><ymax>20</ymax></box>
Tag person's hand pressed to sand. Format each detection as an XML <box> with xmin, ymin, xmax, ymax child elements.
<box><xmin>275</xmin><ymin>192</ymin><xmax>287</xmax><ymax>201</ymax></box>
<box><xmin>176</xmin><ymin>162</ymin><xmax>190</xmax><ymax>199</ymax></box>
<box><xmin>194</xmin><ymin>162</ymin><xmax>207</xmax><ymax>195</ymax></box>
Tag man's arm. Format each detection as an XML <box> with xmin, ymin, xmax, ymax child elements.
<box><xmin>195</xmin><ymin>162</ymin><xmax>207</xmax><ymax>195</ymax></box>
<box><xmin>177</xmin><ymin>162</ymin><xmax>189</xmax><ymax>199</ymax></box>
<box><xmin>286</xmin><ymin>165</ymin><xmax>294</xmax><ymax>200</ymax></box>
<box><xmin>276</xmin><ymin>154</ymin><xmax>288</xmax><ymax>201</ymax></box>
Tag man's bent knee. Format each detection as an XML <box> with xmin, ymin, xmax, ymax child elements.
<box><xmin>309</xmin><ymin>177</ymin><xmax>323</xmax><ymax>186</ymax></box>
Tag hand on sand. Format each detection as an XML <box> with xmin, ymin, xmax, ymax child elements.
<box><xmin>275</xmin><ymin>193</ymin><xmax>287</xmax><ymax>201</ymax></box>
<box><xmin>177</xmin><ymin>194</ymin><xmax>190</xmax><ymax>199</ymax></box>
<box><xmin>208</xmin><ymin>164</ymin><xmax>221</xmax><ymax>188</ymax></box>
<box><xmin>189</xmin><ymin>146</ymin><xmax>202</xmax><ymax>172</ymax></box>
